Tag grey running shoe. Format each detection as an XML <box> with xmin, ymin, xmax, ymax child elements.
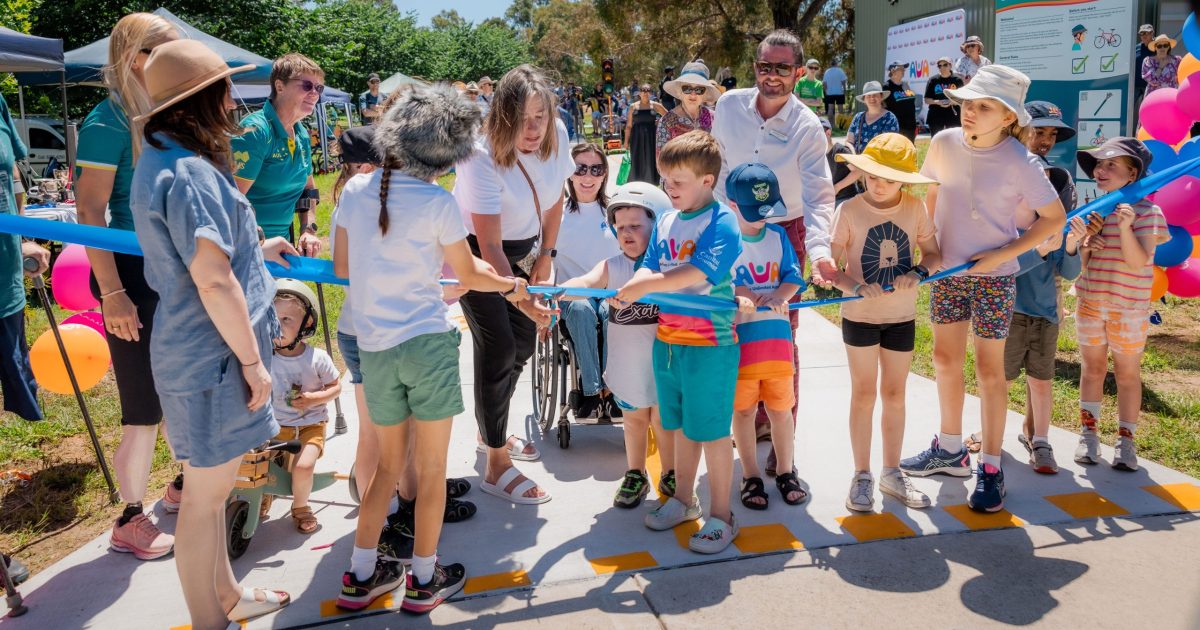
<box><xmin>1074</xmin><ymin>431</ymin><xmax>1101</xmax><ymax>465</ymax></box>
<box><xmin>1019</xmin><ymin>434</ymin><xmax>1059</xmax><ymax>474</ymax></box>
<box><xmin>1112</xmin><ymin>435</ymin><xmax>1139</xmax><ymax>472</ymax></box>
<box><xmin>644</xmin><ymin>496</ymin><xmax>701</xmax><ymax>531</ymax></box>
<box><xmin>879</xmin><ymin>471</ymin><xmax>931</xmax><ymax>508</ymax></box>
<box><xmin>845</xmin><ymin>471</ymin><xmax>875</xmax><ymax>512</ymax></box>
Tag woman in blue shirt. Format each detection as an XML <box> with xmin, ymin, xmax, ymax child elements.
<box><xmin>846</xmin><ymin>81</ymin><xmax>900</xmax><ymax>154</ymax></box>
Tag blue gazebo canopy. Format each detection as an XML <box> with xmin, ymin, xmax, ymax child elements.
<box><xmin>0</xmin><ymin>26</ymin><xmax>63</xmax><ymax>72</ymax></box>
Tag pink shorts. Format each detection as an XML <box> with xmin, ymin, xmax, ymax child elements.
<box><xmin>1075</xmin><ymin>299</ymin><xmax>1150</xmax><ymax>355</ymax></box>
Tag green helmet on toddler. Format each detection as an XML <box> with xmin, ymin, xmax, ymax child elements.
<box><xmin>274</xmin><ymin>278</ymin><xmax>319</xmax><ymax>351</ymax></box>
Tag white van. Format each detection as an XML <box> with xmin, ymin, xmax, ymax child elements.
<box><xmin>12</xmin><ymin>118</ymin><xmax>68</xmax><ymax>176</ymax></box>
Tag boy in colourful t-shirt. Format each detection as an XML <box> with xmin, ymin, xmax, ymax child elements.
<box><xmin>613</xmin><ymin>130</ymin><xmax>742</xmax><ymax>554</ymax></box>
<box><xmin>726</xmin><ymin>163</ymin><xmax>807</xmax><ymax>510</ymax></box>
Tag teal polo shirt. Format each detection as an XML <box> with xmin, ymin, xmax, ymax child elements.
<box><xmin>232</xmin><ymin>100</ymin><xmax>311</xmax><ymax>239</ymax></box>
<box><xmin>0</xmin><ymin>96</ymin><xmax>27</xmax><ymax>318</ymax></box>
<box><xmin>76</xmin><ymin>98</ymin><xmax>136</xmax><ymax>231</ymax></box>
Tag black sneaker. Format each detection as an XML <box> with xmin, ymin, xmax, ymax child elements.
<box><xmin>658</xmin><ymin>469</ymin><xmax>676</xmax><ymax>498</ymax></box>
<box><xmin>575</xmin><ymin>393</ymin><xmax>602</xmax><ymax>419</ymax></box>
<box><xmin>967</xmin><ymin>463</ymin><xmax>1007</xmax><ymax>513</ymax></box>
<box><xmin>378</xmin><ymin>513</ymin><xmax>414</xmax><ymax>564</ymax></box>
<box><xmin>603</xmin><ymin>394</ymin><xmax>624</xmax><ymax>419</ymax></box>
<box><xmin>336</xmin><ymin>556</ymin><xmax>405</xmax><ymax>610</ymax></box>
<box><xmin>401</xmin><ymin>562</ymin><xmax>466</xmax><ymax>614</ymax></box>
<box><xmin>613</xmin><ymin>469</ymin><xmax>650</xmax><ymax>509</ymax></box>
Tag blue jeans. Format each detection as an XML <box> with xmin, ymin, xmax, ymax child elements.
<box><xmin>562</xmin><ymin>299</ymin><xmax>608</xmax><ymax>396</ymax></box>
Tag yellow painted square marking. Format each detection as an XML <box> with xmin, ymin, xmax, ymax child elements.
<box><xmin>944</xmin><ymin>504</ymin><xmax>1026</xmax><ymax>530</ymax></box>
<box><xmin>588</xmin><ymin>551</ymin><xmax>658</xmax><ymax>575</ymax></box>
<box><xmin>733</xmin><ymin>523</ymin><xmax>804</xmax><ymax>554</ymax></box>
<box><xmin>319</xmin><ymin>593</ymin><xmax>395</xmax><ymax>617</ymax></box>
<box><xmin>174</xmin><ymin>622</ymin><xmax>246</xmax><ymax>629</ymax></box>
<box><xmin>836</xmin><ymin>512</ymin><xmax>917</xmax><ymax>542</ymax></box>
<box><xmin>1142</xmin><ymin>483</ymin><xmax>1200</xmax><ymax>511</ymax></box>
<box><xmin>1044</xmin><ymin>491</ymin><xmax>1129</xmax><ymax>518</ymax></box>
<box><xmin>463</xmin><ymin>569</ymin><xmax>531</xmax><ymax>595</ymax></box>
<box><xmin>671</xmin><ymin>519</ymin><xmax>703</xmax><ymax>549</ymax></box>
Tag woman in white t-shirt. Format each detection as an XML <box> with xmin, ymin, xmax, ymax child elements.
<box><xmin>556</xmin><ymin>143</ymin><xmax>622</xmax><ymax>417</ymax></box>
<box><xmin>452</xmin><ymin>65</ymin><xmax>571</xmax><ymax>504</ymax></box>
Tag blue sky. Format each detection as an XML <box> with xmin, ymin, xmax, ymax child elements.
<box><xmin>393</xmin><ymin>1</ymin><xmax>509</xmax><ymax>26</ymax></box>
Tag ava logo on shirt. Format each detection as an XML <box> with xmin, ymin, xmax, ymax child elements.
<box><xmin>735</xmin><ymin>261</ymin><xmax>779</xmax><ymax>289</ymax></box>
<box><xmin>660</xmin><ymin>237</ymin><xmax>697</xmax><ymax>263</ymax></box>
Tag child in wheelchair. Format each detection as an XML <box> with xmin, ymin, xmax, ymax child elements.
<box><xmin>266</xmin><ymin>279</ymin><xmax>342</xmax><ymax>533</ymax></box>
<box><xmin>559</xmin><ymin>182</ymin><xmax>677</xmax><ymax>508</ymax></box>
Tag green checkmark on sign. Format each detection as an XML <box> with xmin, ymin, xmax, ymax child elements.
<box><xmin>1072</xmin><ymin>57</ymin><xmax>1088</xmax><ymax>73</ymax></box>
<box><xmin>1101</xmin><ymin>54</ymin><xmax>1118</xmax><ymax>72</ymax></box>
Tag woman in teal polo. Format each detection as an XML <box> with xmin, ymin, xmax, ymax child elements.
<box><xmin>232</xmin><ymin>53</ymin><xmax>323</xmax><ymax>256</ymax></box>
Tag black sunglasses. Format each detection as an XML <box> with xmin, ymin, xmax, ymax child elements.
<box><xmin>573</xmin><ymin>163</ymin><xmax>605</xmax><ymax>177</ymax></box>
<box><xmin>754</xmin><ymin>61</ymin><xmax>797</xmax><ymax>77</ymax></box>
<box><xmin>291</xmin><ymin>79</ymin><xmax>326</xmax><ymax>95</ymax></box>
<box><xmin>937</xmin><ymin>62</ymin><xmax>951</xmax><ymax>67</ymax></box>
<box><xmin>681</xmin><ymin>85</ymin><xmax>707</xmax><ymax>95</ymax></box>
<box><xmin>1156</xmin><ymin>44</ymin><xmax>1171</xmax><ymax>49</ymax></box>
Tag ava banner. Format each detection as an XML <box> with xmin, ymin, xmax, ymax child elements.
<box><xmin>885</xmin><ymin>8</ymin><xmax>967</xmax><ymax>122</ymax></box>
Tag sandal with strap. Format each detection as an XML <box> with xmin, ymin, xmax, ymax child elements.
<box><xmin>443</xmin><ymin>498</ymin><xmax>477</xmax><ymax>523</ymax></box>
<box><xmin>227</xmin><ymin>586</ymin><xmax>291</xmax><ymax>622</ymax></box>
<box><xmin>476</xmin><ymin>435</ymin><xmax>541</xmax><ymax>462</ymax></box>
<box><xmin>480</xmin><ymin>467</ymin><xmax>551</xmax><ymax>505</ymax></box>
<box><xmin>964</xmin><ymin>432</ymin><xmax>983</xmax><ymax>454</ymax></box>
<box><xmin>739</xmin><ymin>476</ymin><xmax>769</xmax><ymax>510</ymax></box>
<box><xmin>291</xmin><ymin>506</ymin><xmax>318</xmax><ymax>534</ymax></box>
<box><xmin>447</xmin><ymin>477</ymin><xmax>471</xmax><ymax>499</ymax></box>
<box><xmin>775</xmin><ymin>472</ymin><xmax>809</xmax><ymax>506</ymax></box>
<box><xmin>658</xmin><ymin>470</ymin><xmax>676</xmax><ymax>499</ymax></box>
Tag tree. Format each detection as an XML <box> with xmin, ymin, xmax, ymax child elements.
<box><xmin>431</xmin><ymin>9</ymin><xmax>468</xmax><ymax>31</ymax></box>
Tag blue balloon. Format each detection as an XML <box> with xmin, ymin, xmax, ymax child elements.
<box><xmin>1184</xmin><ymin>13</ymin><xmax>1200</xmax><ymax>56</ymax></box>
<box><xmin>1179</xmin><ymin>136</ymin><xmax>1200</xmax><ymax>163</ymax></box>
<box><xmin>1155</xmin><ymin>224</ymin><xmax>1195</xmax><ymax>267</ymax></box>
<box><xmin>1144</xmin><ymin>139</ymin><xmax>1179</xmax><ymax>175</ymax></box>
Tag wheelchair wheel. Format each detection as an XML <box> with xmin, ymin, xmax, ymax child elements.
<box><xmin>557</xmin><ymin>421</ymin><xmax>571</xmax><ymax>449</ymax></box>
<box><xmin>532</xmin><ymin>328</ymin><xmax>558</xmax><ymax>433</ymax></box>
<box><xmin>225</xmin><ymin>500</ymin><xmax>252</xmax><ymax>559</ymax></box>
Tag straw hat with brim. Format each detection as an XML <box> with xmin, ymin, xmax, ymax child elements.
<box><xmin>944</xmin><ymin>64</ymin><xmax>1032</xmax><ymax>126</ymax></box>
<box><xmin>856</xmin><ymin>81</ymin><xmax>887</xmax><ymax>102</ymax></box>
<box><xmin>1151</xmin><ymin>34</ymin><xmax>1177</xmax><ymax>49</ymax></box>
<box><xmin>664</xmin><ymin>62</ymin><xmax>718</xmax><ymax>104</ymax></box>
<box><xmin>134</xmin><ymin>39</ymin><xmax>253</xmax><ymax>123</ymax></box>
<box><xmin>836</xmin><ymin>132</ymin><xmax>936</xmax><ymax>185</ymax></box>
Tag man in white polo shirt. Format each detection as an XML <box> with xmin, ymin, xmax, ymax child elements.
<box><xmin>712</xmin><ymin>28</ymin><xmax>836</xmax><ymax>471</ymax></box>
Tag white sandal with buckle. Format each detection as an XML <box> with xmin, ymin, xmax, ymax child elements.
<box><xmin>227</xmin><ymin>586</ymin><xmax>291</xmax><ymax>622</ymax></box>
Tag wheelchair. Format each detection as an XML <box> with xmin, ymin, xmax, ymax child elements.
<box><xmin>531</xmin><ymin>305</ymin><xmax>620</xmax><ymax>449</ymax></box>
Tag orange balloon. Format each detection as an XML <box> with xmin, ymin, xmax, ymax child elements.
<box><xmin>1151</xmin><ymin>266</ymin><xmax>1170</xmax><ymax>301</ymax></box>
<box><xmin>1178</xmin><ymin>54</ymin><xmax>1200</xmax><ymax>84</ymax></box>
<box><xmin>1194</xmin><ymin>235</ymin><xmax>1200</xmax><ymax>256</ymax></box>
<box><xmin>1137</xmin><ymin>126</ymin><xmax>1153</xmax><ymax>141</ymax></box>
<box><xmin>30</xmin><ymin>324</ymin><xmax>111</xmax><ymax>394</ymax></box>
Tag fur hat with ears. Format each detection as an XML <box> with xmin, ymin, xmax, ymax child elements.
<box><xmin>373</xmin><ymin>82</ymin><xmax>482</xmax><ymax>182</ymax></box>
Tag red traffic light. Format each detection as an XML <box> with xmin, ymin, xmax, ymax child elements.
<box><xmin>602</xmin><ymin>58</ymin><xmax>614</xmax><ymax>71</ymax></box>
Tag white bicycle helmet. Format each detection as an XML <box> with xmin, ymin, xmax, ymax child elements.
<box><xmin>274</xmin><ymin>278</ymin><xmax>319</xmax><ymax>350</ymax></box>
<box><xmin>605</xmin><ymin>181</ymin><xmax>672</xmax><ymax>235</ymax></box>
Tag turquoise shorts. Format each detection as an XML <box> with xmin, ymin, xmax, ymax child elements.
<box><xmin>652</xmin><ymin>340</ymin><xmax>739</xmax><ymax>442</ymax></box>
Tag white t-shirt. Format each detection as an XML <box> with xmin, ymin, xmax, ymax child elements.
<box><xmin>270</xmin><ymin>345</ymin><xmax>338</xmax><ymax>427</ymax></box>
<box><xmin>330</xmin><ymin>181</ymin><xmax>367</xmax><ymax>337</ymax></box>
<box><xmin>339</xmin><ymin>170</ymin><xmax>468</xmax><ymax>352</ymax></box>
<box><xmin>604</xmin><ymin>254</ymin><xmax>658</xmax><ymax>409</ymax></box>
<box><xmin>555</xmin><ymin>200</ymin><xmax>621</xmax><ymax>282</ymax></box>
<box><xmin>453</xmin><ymin>118</ymin><xmax>575</xmax><ymax>241</ymax></box>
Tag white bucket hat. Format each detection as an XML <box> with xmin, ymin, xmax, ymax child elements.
<box><xmin>663</xmin><ymin>61</ymin><xmax>718</xmax><ymax>104</ymax></box>
<box><xmin>855</xmin><ymin>80</ymin><xmax>887</xmax><ymax>102</ymax></box>
<box><xmin>944</xmin><ymin>64</ymin><xmax>1032</xmax><ymax>126</ymax></box>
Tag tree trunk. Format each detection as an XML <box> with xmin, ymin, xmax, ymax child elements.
<box><xmin>769</xmin><ymin>0</ymin><xmax>828</xmax><ymax>34</ymax></box>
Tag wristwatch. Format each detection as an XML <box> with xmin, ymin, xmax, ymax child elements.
<box><xmin>302</xmin><ymin>222</ymin><xmax>319</xmax><ymax>235</ymax></box>
<box><xmin>912</xmin><ymin>264</ymin><xmax>930</xmax><ymax>280</ymax></box>
<box><xmin>539</xmin><ymin>247</ymin><xmax>557</xmax><ymax>258</ymax></box>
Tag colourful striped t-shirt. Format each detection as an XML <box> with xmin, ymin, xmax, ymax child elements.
<box><xmin>1075</xmin><ymin>199</ymin><xmax>1168</xmax><ymax>308</ymax></box>
<box><xmin>641</xmin><ymin>200</ymin><xmax>741</xmax><ymax>346</ymax></box>
<box><xmin>733</xmin><ymin>223</ymin><xmax>803</xmax><ymax>380</ymax></box>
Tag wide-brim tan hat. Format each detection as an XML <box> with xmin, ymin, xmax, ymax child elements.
<box><xmin>664</xmin><ymin>61</ymin><xmax>718</xmax><ymax>104</ymax></box>
<box><xmin>1151</xmin><ymin>34</ymin><xmax>1177</xmax><ymax>49</ymax></box>
<box><xmin>134</xmin><ymin>39</ymin><xmax>254</xmax><ymax>123</ymax></box>
<box><xmin>835</xmin><ymin>132</ymin><xmax>936</xmax><ymax>184</ymax></box>
<box><xmin>944</xmin><ymin>64</ymin><xmax>1032</xmax><ymax>126</ymax></box>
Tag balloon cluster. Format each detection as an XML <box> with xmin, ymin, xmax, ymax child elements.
<box><xmin>1136</xmin><ymin>13</ymin><xmax>1200</xmax><ymax>300</ymax></box>
<box><xmin>33</xmin><ymin>244</ymin><xmax>111</xmax><ymax>394</ymax></box>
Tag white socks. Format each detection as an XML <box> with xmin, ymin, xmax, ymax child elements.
<box><xmin>1118</xmin><ymin>420</ymin><xmax>1137</xmax><ymax>435</ymax></box>
<box><xmin>1033</xmin><ymin>434</ymin><xmax>1049</xmax><ymax>444</ymax></box>
<box><xmin>938</xmin><ymin>432</ymin><xmax>963</xmax><ymax>454</ymax></box>
<box><xmin>412</xmin><ymin>553</ymin><xmax>437</xmax><ymax>584</ymax></box>
<box><xmin>350</xmin><ymin>545</ymin><xmax>377</xmax><ymax>581</ymax></box>
<box><xmin>1080</xmin><ymin>401</ymin><xmax>1101</xmax><ymax>431</ymax></box>
<box><xmin>980</xmin><ymin>453</ymin><xmax>1002</xmax><ymax>469</ymax></box>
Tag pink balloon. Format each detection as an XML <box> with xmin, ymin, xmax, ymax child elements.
<box><xmin>50</xmin><ymin>244</ymin><xmax>99</xmax><ymax>312</ymax></box>
<box><xmin>62</xmin><ymin>311</ymin><xmax>105</xmax><ymax>339</ymax></box>
<box><xmin>1155</xmin><ymin>175</ymin><xmax>1200</xmax><ymax>225</ymax></box>
<box><xmin>1140</xmin><ymin>88</ymin><xmax>1192</xmax><ymax>145</ymax></box>
<box><xmin>1166</xmin><ymin>258</ymin><xmax>1200</xmax><ymax>298</ymax></box>
<box><xmin>1185</xmin><ymin>220</ymin><xmax>1200</xmax><ymax>236</ymax></box>
<box><xmin>1180</xmin><ymin>75</ymin><xmax>1200</xmax><ymax>121</ymax></box>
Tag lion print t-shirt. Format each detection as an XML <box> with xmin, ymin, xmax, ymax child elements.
<box><xmin>831</xmin><ymin>191</ymin><xmax>935</xmax><ymax>324</ymax></box>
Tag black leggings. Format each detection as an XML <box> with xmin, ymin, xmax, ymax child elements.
<box><xmin>461</xmin><ymin>235</ymin><xmax>538</xmax><ymax>448</ymax></box>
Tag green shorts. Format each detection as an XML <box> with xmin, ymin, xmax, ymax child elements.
<box><xmin>653</xmin><ymin>340</ymin><xmax>739</xmax><ymax>442</ymax></box>
<box><xmin>360</xmin><ymin>329</ymin><xmax>465</xmax><ymax>425</ymax></box>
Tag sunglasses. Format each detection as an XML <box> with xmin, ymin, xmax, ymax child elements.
<box><xmin>754</xmin><ymin>61</ymin><xmax>797</xmax><ymax>77</ymax></box>
<box><xmin>369</xmin><ymin>79</ymin><xmax>380</xmax><ymax>84</ymax></box>
<box><xmin>139</xmin><ymin>47</ymin><xmax>152</xmax><ymax>55</ymax></box>
<box><xmin>639</xmin><ymin>88</ymin><xmax>651</xmax><ymax>92</ymax></box>
<box><xmin>1156</xmin><ymin>44</ymin><xmax>1171</xmax><ymax>49</ymax></box>
<box><xmin>573</xmin><ymin>163</ymin><xmax>605</xmax><ymax>177</ymax></box>
<box><xmin>807</xmin><ymin>65</ymin><xmax>820</xmax><ymax>70</ymax></box>
<box><xmin>681</xmin><ymin>85</ymin><xmax>707</xmax><ymax>95</ymax></box>
<box><xmin>291</xmin><ymin>79</ymin><xmax>325</xmax><ymax>95</ymax></box>
<box><xmin>937</xmin><ymin>63</ymin><xmax>951</xmax><ymax>68</ymax></box>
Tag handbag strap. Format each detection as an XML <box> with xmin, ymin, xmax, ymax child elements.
<box><xmin>515</xmin><ymin>159</ymin><xmax>542</xmax><ymax>228</ymax></box>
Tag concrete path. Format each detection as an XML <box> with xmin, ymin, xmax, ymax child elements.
<box><xmin>5</xmin><ymin>309</ymin><xmax>1199</xmax><ymax>629</ymax></box>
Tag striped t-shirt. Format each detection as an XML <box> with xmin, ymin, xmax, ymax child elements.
<box><xmin>733</xmin><ymin>223</ymin><xmax>803</xmax><ymax>380</ymax></box>
<box><xmin>1075</xmin><ymin>199</ymin><xmax>1168</xmax><ymax>307</ymax></box>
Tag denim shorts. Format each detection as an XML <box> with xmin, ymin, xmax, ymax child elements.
<box><xmin>337</xmin><ymin>331</ymin><xmax>363</xmax><ymax>384</ymax></box>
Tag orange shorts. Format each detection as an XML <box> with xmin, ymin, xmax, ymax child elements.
<box><xmin>1075</xmin><ymin>299</ymin><xmax>1150</xmax><ymax>356</ymax></box>
<box><xmin>734</xmin><ymin>376</ymin><xmax>795</xmax><ymax>412</ymax></box>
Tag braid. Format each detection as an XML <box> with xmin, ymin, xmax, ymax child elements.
<box><xmin>378</xmin><ymin>165</ymin><xmax>392</xmax><ymax>235</ymax></box>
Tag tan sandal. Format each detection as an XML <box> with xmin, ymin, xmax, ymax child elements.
<box><xmin>291</xmin><ymin>506</ymin><xmax>318</xmax><ymax>534</ymax></box>
<box><xmin>964</xmin><ymin>432</ymin><xmax>983</xmax><ymax>454</ymax></box>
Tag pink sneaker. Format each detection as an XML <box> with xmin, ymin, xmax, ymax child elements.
<box><xmin>110</xmin><ymin>514</ymin><xmax>174</xmax><ymax>560</ymax></box>
<box><xmin>161</xmin><ymin>480</ymin><xmax>182</xmax><ymax>514</ymax></box>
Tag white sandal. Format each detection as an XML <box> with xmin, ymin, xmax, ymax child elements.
<box><xmin>480</xmin><ymin>467</ymin><xmax>551</xmax><ymax>505</ymax></box>
<box><xmin>227</xmin><ymin>586</ymin><xmax>291</xmax><ymax>622</ymax></box>
<box><xmin>476</xmin><ymin>435</ymin><xmax>541</xmax><ymax>462</ymax></box>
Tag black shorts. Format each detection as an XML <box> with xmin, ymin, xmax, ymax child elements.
<box><xmin>89</xmin><ymin>252</ymin><xmax>163</xmax><ymax>426</ymax></box>
<box><xmin>842</xmin><ymin>318</ymin><xmax>916</xmax><ymax>353</ymax></box>
<box><xmin>824</xmin><ymin>94</ymin><xmax>846</xmax><ymax>105</ymax></box>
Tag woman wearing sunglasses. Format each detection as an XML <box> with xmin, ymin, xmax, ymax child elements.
<box><xmin>231</xmin><ymin>53</ymin><xmax>325</xmax><ymax>257</ymax></box>
<box><xmin>923</xmin><ymin>56</ymin><xmax>963</xmax><ymax>136</ymax></box>
<box><xmin>656</xmin><ymin>61</ymin><xmax>718</xmax><ymax>155</ymax></box>
<box><xmin>1141</xmin><ymin>34</ymin><xmax>1182</xmax><ymax>97</ymax></box>
<box><xmin>624</xmin><ymin>84</ymin><xmax>668</xmax><ymax>184</ymax></box>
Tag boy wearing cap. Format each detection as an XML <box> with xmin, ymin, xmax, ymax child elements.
<box><xmin>727</xmin><ymin>163</ymin><xmax>807</xmax><ymax>510</ymax></box>
<box><xmin>831</xmin><ymin>133</ymin><xmax>941</xmax><ymax>512</ymax></box>
<box><xmin>923</xmin><ymin>57</ymin><xmax>962</xmax><ymax>136</ymax></box>
<box><xmin>794</xmin><ymin>59</ymin><xmax>825</xmax><ymax>114</ymax></box>
<box><xmin>1073</xmin><ymin>137</ymin><xmax>1168</xmax><ymax>472</ymax></box>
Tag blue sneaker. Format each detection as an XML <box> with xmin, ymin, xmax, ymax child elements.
<box><xmin>967</xmin><ymin>463</ymin><xmax>1006</xmax><ymax>513</ymax></box>
<box><xmin>899</xmin><ymin>436</ymin><xmax>972</xmax><ymax>477</ymax></box>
